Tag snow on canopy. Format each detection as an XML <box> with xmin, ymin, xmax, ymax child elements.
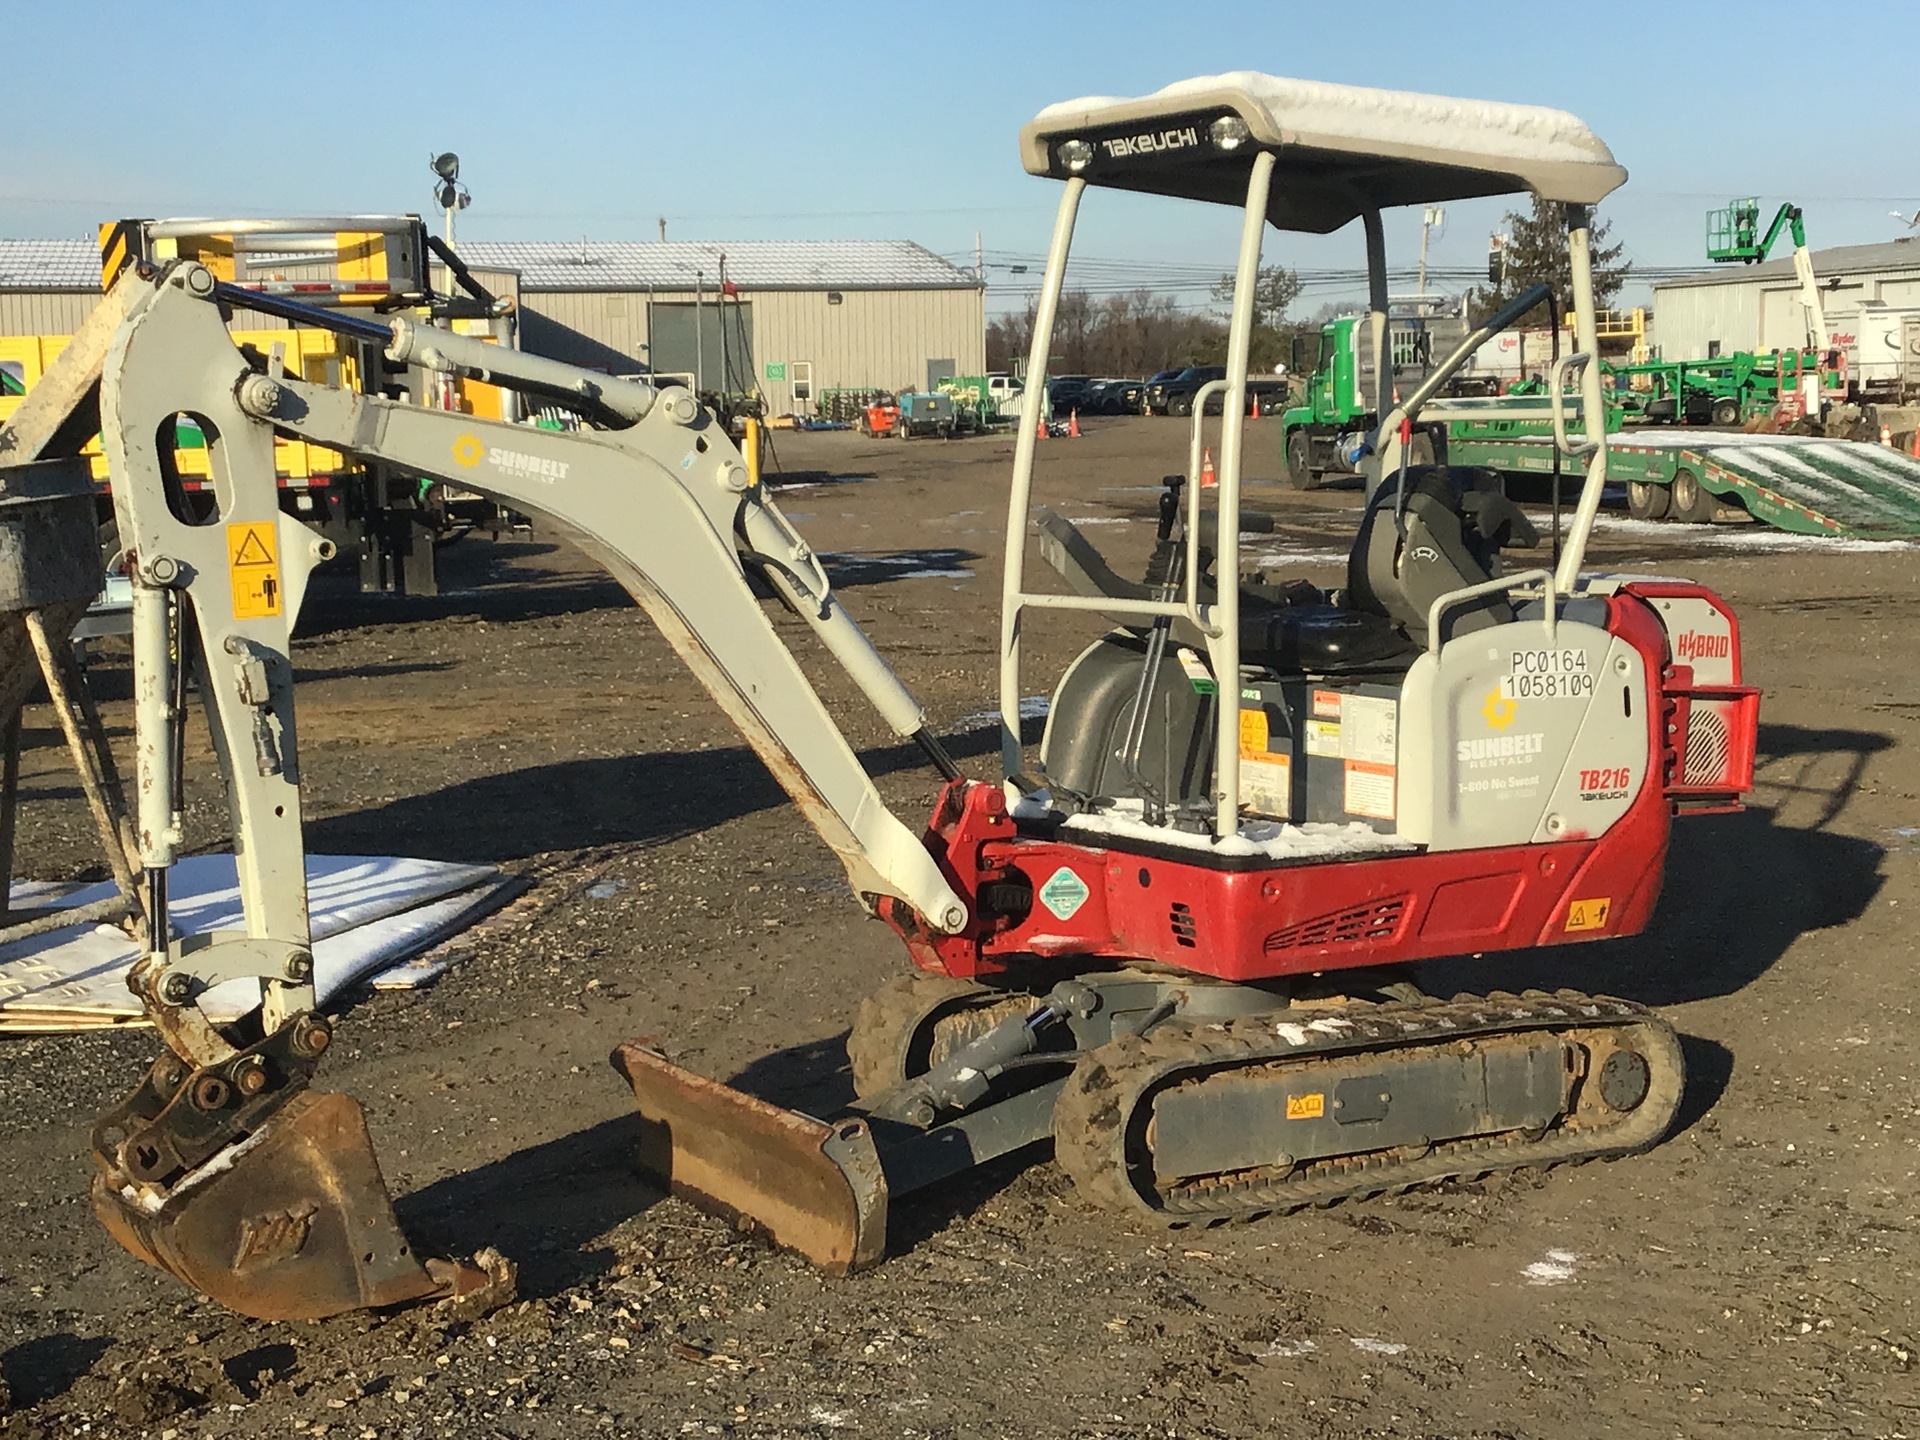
<box><xmin>1021</xmin><ymin>73</ymin><xmax>1626</xmax><ymax>231</ymax></box>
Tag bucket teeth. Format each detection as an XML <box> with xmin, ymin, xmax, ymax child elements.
<box><xmin>611</xmin><ymin>1042</ymin><xmax>889</xmax><ymax>1275</ymax></box>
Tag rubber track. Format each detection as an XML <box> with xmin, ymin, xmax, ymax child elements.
<box><xmin>846</xmin><ymin>972</ymin><xmax>1025</xmax><ymax>1098</ymax></box>
<box><xmin>1051</xmin><ymin>988</ymin><xmax>1684</xmax><ymax>1223</ymax></box>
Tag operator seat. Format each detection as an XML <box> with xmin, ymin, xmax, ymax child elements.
<box><xmin>1347</xmin><ymin>466</ymin><xmax>1538</xmax><ymax>647</ymax></box>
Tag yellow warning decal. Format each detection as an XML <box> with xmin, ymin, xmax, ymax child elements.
<box><xmin>1285</xmin><ymin>1093</ymin><xmax>1325</xmax><ymax>1121</ymax></box>
<box><xmin>227</xmin><ymin>521</ymin><xmax>282</xmax><ymax>619</ymax></box>
<box><xmin>1238</xmin><ymin>707</ymin><xmax>1269</xmax><ymax>758</ymax></box>
<box><xmin>98</xmin><ymin>219</ymin><xmax>141</xmax><ymax>290</ymax></box>
<box><xmin>1565</xmin><ymin>897</ymin><xmax>1612</xmax><ymax>933</ymax></box>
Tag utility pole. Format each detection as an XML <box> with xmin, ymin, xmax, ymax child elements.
<box><xmin>658</xmin><ymin>216</ymin><xmax>667</xmax><ymax>243</ymax></box>
<box><xmin>975</xmin><ymin>231</ymin><xmax>984</xmax><ymax>282</ymax></box>
<box><xmin>1417</xmin><ymin>206</ymin><xmax>1444</xmax><ymax>295</ymax></box>
<box><xmin>694</xmin><ymin>270</ymin><xmax>705</xmax><ymax>392</ymax></box>
<box><xmin>717</xmin><ymin>254</ymin><xmax>729</xmax><ymax>396</ymax></box>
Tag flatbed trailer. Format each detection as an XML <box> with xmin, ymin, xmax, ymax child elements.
<box><xmin>1446</xmin><ymin>427</ymin><xmax>1920</xmax><ymax>536</ymax></box>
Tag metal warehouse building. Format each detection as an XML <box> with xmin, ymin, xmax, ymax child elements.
<box><xmin>0</xmin><ymin>237</ymin><xmax>523</xmax><ymax>340</ymax></box>
<box><xmin>458</xmin><ymin>240</ymin><xmax>985</xmax><ymax>415</ymax></box>
<box><xmin>0</xmin><ymin>240</ymin><xmax>102</xmax><ymax>335</ymax></box>
<box><xmin>1651</xmin><ymin>237</ymin><xmax>1920</xmax><ymax>357</ymax></box>
<box><xmin>1</xmin><ymin>236</ymin><xmax>986</xmax><ymax>420</ymax></box>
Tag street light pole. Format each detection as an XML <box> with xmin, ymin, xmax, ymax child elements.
<box><xmin>430</xmin><ymin>152</ymin><xmax>470</xmax><ymax>254</ymax></box>
<box><xmin>1417</xmin><ymin>206</ymin><xmax>1444</xmax><ymax>296</ymax></box>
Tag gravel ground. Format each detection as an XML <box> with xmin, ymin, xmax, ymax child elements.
<box><xmin>2</xmin><ymin>418</ymin><xmax>1915</xmax><ymax>1439</ymax></box>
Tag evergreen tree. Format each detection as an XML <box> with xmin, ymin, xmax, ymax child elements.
<box><xmin>1209</xmin><ymin>265</ymin><xmax>1304</xmax><ymax>329</ymax></box>
<box><xmin>1209</xmin><ymin>264</ymin><xmax>1305</xmax><ymax>372</ymax></box>
<box><xmin>1468</xmin><ymin>197</ymin><xmax>1629</xmax><ymax>325</ymax></box>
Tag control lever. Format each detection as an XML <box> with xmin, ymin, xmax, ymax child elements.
<box><xmin>1123</xmin><ymin>476</ymin><xmax>1189</xmax><ymax>814</ymax></box>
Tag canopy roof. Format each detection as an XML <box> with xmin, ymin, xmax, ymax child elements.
<box><xmin>1021</xmin><ymin>73</ymin><xmax>1626</xmax><ymax>233</ymax></box>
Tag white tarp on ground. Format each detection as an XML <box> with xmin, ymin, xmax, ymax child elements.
<box><xmin>0</xmin><ymin>855</ymin><xmax>518</xmax><ymax>1033</ymax></box>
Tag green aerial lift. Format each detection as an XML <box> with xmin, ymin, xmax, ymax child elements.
<box><xmin>1706</xmin><ymin>198</ymin><xmax>1830</xmax><ymax>358</ymax></box>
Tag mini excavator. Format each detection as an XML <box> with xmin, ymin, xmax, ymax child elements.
<box><xmin>14</xmin><ymin>76</ymin><xmax>1758</xmax><ymax>1319</ymax></box>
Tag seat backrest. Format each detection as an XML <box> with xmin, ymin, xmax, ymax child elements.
<box><xmin>1347</xmin><ymin>466</ymin><xmax>1535</xmax><ymax>646</ymax></box>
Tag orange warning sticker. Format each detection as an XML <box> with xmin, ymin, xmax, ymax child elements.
<box><xmin>227</xmin><ymin>521</ymin><xmax>281</xmax><ymax>620</ymax></box>
<box><xmin>1286</xmin><ymin>1093</ymin><xmax>1325</xmax><ymax>1121</ymax></box>
<box><xmin>1565</xmin><ymin>897</ymin><xmax>1612</xmax><ymax>932</ymax></box>
<box><xmin>1238</xmin><ymin>707</ymin><xmax>1269</xmax><ymax>758</ymax></box>
<box><xmin>1343</xmin><ymin>759</ymin><xmax>1396</xmax><ymax>820</ymax></box>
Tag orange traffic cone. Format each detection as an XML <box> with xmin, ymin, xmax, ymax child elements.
<box><xmin>1881</xmin><ymin>424</ymin><xmax>1894</xmax><ymax>447</ymax></box>
<box><xmin>1909</xmin><ymin>427</ymin><xmax>1920</xmax><ymax>460</ymax></box>
<box><xmin>1037</xmin><ymin>413</ymin><xmax>1048</xmax><ymax>440</ymax></box>
<box><xmin>1067</xmin><ymin>409</ymin><xmax>1081</xmax><ymax>438</ymax></box>
<box><xmin>1200</xmin><ymin>447</ymin><xmax>1217</xmax><ymax>488</ymax></box>
<box><xmin>1250</xmin><ymin>393</ymin><xmax>1261</xmax><ymax>419</ymax></box>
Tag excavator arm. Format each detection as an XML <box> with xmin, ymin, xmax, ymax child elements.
<box><xmin>85</xmin><ymin>261</ymin><xmax>969</xmax><ymax>1318</ymax></box>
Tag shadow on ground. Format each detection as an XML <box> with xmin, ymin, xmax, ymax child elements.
<box><xmin>0</xmin><ymin>1333</ymin><xmax>113</xmax><ymax>1408</ymax></box>
<box><xmin>823</xmin><ymin>548</ymin><xmax>981</xmax><ymax>587</ymax></box>
<box><xmin>1429</xmin><ymin>722</ymin><xmax>1890</xmax><ymax>1007</ymax></box>
<box><xmin>1672</xmin><ymin>1035</ymin><xmax>1735</xmax><ymax>1136</ymax></box>
<box><xmin>306</xmin><ymin>717</ymin><xmax>1040</xmax><ymax>862</ymax></box>
<box><xmin>292</xmin><ymin>540</ymin><xmax>633</xmax><ymax>639</ymax></box>
<box><xmin>396</xmin><ymin>1113</ymin><xmax>662</xmax><ymax>1299</ymax></box>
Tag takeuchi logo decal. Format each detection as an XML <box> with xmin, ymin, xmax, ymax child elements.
<box><xmin>1100</xmin><ymin>126</ymin><xmax>1200</xmax><ymax>160</ymax></box>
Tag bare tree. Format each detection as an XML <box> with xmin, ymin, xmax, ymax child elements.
<box><xmin>986</xmin><ymin>289</ymin><xmax>1241</xmax><ymax>376</ymax></box>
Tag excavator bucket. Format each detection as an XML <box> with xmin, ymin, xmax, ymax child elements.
<box><xmin>92</xmin><ymin>1088</ymin><xmax>483</xmax><ymax>1322</ymax></box>
<box><xmin>611</xmin><ymin>1042</ymin><xmax>889</xmax><ymax>1275</ymax></box>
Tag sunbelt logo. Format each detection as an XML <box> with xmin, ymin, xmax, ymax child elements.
<box><xmin>1457</xmin><ymin>733</ymin><xmax>1545</xmax><ymax>770</ymax></box>
<box><xmin>450</xmin><ymin>434</ymin><xmax>569</xmax><ymax>482</ymax></box>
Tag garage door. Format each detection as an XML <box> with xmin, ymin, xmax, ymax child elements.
<box><xmin>650</xmin><ymin>301</ymin><xmax>754</xmax><ymax>392</ymax></box>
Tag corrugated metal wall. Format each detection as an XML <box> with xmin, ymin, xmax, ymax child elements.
<box><xmin>1</xmin><ymin>267</ymin><xmax>987</xmax><ymax>417</ymax></box>
<box><xmin>510</xmin><ymin>285</ymin><xmax>986</xmax><ymax>411</ymax></box>
<box><xmin>0</xmin><ymin>291</ymin><xmax>100</xmax><ymax>336</ymax></box>
<box><xmin>517</xmin><ymin>290</ymin><xmax>650</xmax><ymax>372</ymax></box>
<box><xmin>756</xmin><ymin>287</ymin><xmax>986</xmax><ymax>414</ymax></box>
<box><xmin>1653</xmin><ymin>265</ymin><xmax>1920</xmax><ymax>356</ymax></box>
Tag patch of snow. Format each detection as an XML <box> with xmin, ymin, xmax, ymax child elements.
<box><xmin>1035</xmin><ymin>73</ymin><xmax>1617</xmax><ymax>178</ymax></box>
<box><xmin>1063</xmin><ymin>799</ymin><xmax>1407</xmax><ymax>860</ymax></box>
<box><xmin>1349</xmin><ymin>1337</ymin><xmax>1409</xmax><ymax>1356</ymax></box>
<box><xmin>1248</xmin><ymin>547</ymin><xmax>1349</xmax><ymax>567</ymax></box>
<box><xmin>1</xmin><ymin>855</ymin><xmax>512</xmax><ymax>1028</ymax></box>
<box><xmin>1258</xmin><ymin>1338</ymin><xmax>1319</xmax><ymax>1359</ymax></box>
<box><xmin>1594</xmin><ymin>516</ymin><xmax>1914</xmax><ymax>554</ymax></box>
<box><xmin>955</xmin><ymin>695</ymin><xmax>1052</xmax><ymax>730</ymax></box>
<box><xmin>1522</xmin><ymin>1249</ymin><xmax>1580</xmax><ymax>1286</ymax></box>
<box><xmin>166</xmin><ymin>1124</ymin><xmax>274</xmax><ymax>1202</ymax></box>
<box><xmin>1275</xmin><ymin>1016</ymin><xmax>1356</xmax><ymax>1046</ymax></box>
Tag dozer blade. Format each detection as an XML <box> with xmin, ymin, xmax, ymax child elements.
<box><xmin>611</xmin><ymin>1042</ymin><xmax>888</xmax><ymax>1275</ymax></box>
<box><xmin>93</xmin><ymin>1089</ymin><xmax>484</xmax><ymax>1322</ymax></box>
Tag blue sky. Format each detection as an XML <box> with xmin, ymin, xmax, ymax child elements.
<box><xmin>9</xmin><ymin>0</ymin><xmax>1917</xmax><ymax>315</ymax></box>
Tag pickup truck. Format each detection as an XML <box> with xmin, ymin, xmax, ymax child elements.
<box><xmin>1143</xmin><ymin>364</ymin><xmax>1290</xmax><ymax>417</ymax></box>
